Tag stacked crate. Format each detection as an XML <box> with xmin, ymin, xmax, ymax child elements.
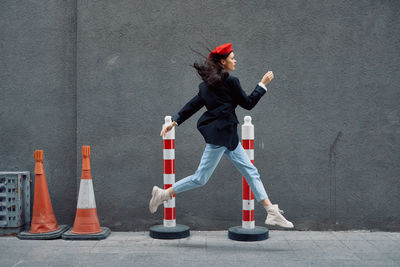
<box><xmin>0</xmin><ymin>172</ymin><xmax>30</xmax><ymax>235</ymax></box>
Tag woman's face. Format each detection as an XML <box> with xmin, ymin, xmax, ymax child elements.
<box><xmin>220</xmin><ymin>52</ymin><xmax>236</xmax><ymax>71</ymax></box>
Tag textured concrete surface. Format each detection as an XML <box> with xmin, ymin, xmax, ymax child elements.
<box><xmin>0</xmin><ymin>0</ymin><xmax>77</xmax><ymax>226</ymax></box>
<box><xmin>1</xmin><ymin>1</ymin><xmax>400</xmax><ymax>231</ymax></box>
<box><xmin>1</xmin><ymin>231</ymin><xmax>400</xmax><ymax>266</ymax></box>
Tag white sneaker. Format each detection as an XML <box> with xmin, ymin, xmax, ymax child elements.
<box><xmin>149</xmin><ymin>186</ymin><xmax>171</xmax><ymax>214</ymax></box>
<box><xmin>265</xmin><ymin>204</ymin><xmax>294</xmax><ymax>228</ymax></box>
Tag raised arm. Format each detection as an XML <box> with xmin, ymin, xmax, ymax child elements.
<box><xmin>171</xmin><ymin>91</ymin><xmax>205</xmax><ymax>126</ymax></box>
<box><xmin>232</xmin><ymin>77</ymin><xmax>267</xmax><ymax>110</ymax></box>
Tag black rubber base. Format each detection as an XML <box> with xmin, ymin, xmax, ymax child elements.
<box><xmin>17</xmin><ymin>225</ymin><xmax>70</xmax><ymax>240</ymax></box>
<box><xmin>149</xmin><ymin>224</ymin><xmax>190</xmax><ymax>239</ymax></box>
<box><xmin>62</xmin><ymin>227</ymin><xmax>111</xmax><ymax>240</ymax></box>
<box><xmin>228</xmin><ymin>226</ymin><xmax>269</xmax><ymax>241</ymax></box>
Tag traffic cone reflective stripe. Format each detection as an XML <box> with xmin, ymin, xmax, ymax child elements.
<box><xmin>30</xmin><ymin>150</ymin><xmax>60</xmax><ymax>234</ymax></box>
<box><xmin>77</xmin><ymin>179</ymin><xmax>97</xmax><ymax>208</ymax></box>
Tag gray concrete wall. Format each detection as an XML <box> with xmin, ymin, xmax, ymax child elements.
<box><xmin>1</xmin><ymin>0</ymin><xmax>399</xmax><ymax>231</ymax></box>
<box><xmin>0</xmin><ymin>0</ymin><xmax>77</xmax><ymax>226</ymax></box>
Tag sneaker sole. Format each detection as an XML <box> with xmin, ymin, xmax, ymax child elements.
<box><xmin>265</xmin><ymin>221</ymin><xmax>294</xmax><ymax>229</ymax></box>
<box><xmin>149</xmin><ymin>186</ymin><xmax>158</xmax><ymax>213</ymax></box>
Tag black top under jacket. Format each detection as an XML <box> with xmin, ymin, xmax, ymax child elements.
<box><xmin>171</xmin><ymin>74</ymin><xmax>267</xmax><ymax>151</ymax></box>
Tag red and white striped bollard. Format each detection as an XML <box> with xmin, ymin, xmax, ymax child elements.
<box><xmin>149</xmin><ymin>115</ymin><xmax>190</xmax><ymax>239</ymax></box>
<box><xmin>228</xmin><ymin>115</ymin><xmax>268</xmax><ymax>241</ymax></box>
<box><xmin>242</xmin><ymin>116</ymin><xmax>255</xmax><ymax>229</ymax></box>
<box><xmin>163</xmin><ymin>116</ymin><xmax>176</xmax><ymax>227</ymax></box>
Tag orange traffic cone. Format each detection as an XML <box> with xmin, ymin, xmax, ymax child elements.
<box><xmin>62</xmin><ymin>146</ymin><xmax>110</xmax><ymax>240</ymax></box>
<box><xmin>17</xmin><ymin>150</ymin><xmax>69</xmax><ymax>239</ymax></box>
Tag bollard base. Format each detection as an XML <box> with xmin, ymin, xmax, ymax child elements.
<box><xmin>149</xmin><ymin>224</ymin><xmax>190</xmax><ymax>239</ymax></box>
<box><xmin>228</xmin><ymin>226</ymin><xmax>269</xmax><ymax>241</ymax></box>
<box><xmin>62</xmin><ymin>227</ymin><xmax>111</xmax><ymax>240</ymax></box>
<box><xmin>17</xmin><ymin>225</ymin><xmax>70</xmax><ymax>240</ymax></box>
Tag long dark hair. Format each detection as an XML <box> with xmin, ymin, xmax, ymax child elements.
<box><xmin>189</xmin><ymin>46</ymin><xmax>231</xmax><ymax>88</ymax></box>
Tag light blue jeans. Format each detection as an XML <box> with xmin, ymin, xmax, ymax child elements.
<box><xmin>172</xmin><ymin>142</ymin><xmax>268</xmax><ymax>202</ymax></box>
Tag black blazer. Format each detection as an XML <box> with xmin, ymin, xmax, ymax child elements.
<box><xmin>172</xmin><ymin>74</ymin><xmax>267</xmax><ymax>151</ymax></box>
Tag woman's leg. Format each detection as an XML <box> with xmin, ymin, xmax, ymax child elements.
<box><xmin>172</xmin><ymin>143</ymin><xmax>226</xmax><ymax>195</ymax></box>
<box><xmin>225</xmin><ymin>142</ymin><xmax>294</xmax><ymax>228</ymax></box>
<box><xmin>149</xmin><ymin>144</ymin><xmax>226</xmax><ymax>213</ymax></box>
<box><xmin>260</xmin><ymin>198</ymin><xmax>273</xmax><ymax>206</ymax></box>
<box><xmin>150</xmin><ymin>143</ymin><xmax>226</xmax><ymax>213</ymax></box>
<box><xmin>225</xmin><ymin>142</ymin><xmax>269</xmax><ymax>204</ymax></box>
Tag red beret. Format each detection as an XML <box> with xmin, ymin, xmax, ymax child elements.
<box><xmin>208</xmin><ymin>43</ymin><xmax>233</xmax><ymax>59</ymax></box>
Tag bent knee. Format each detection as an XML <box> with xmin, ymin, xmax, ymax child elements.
<box><xmin>245</xmin><ymin>163</ymin><xmax>259</xmax><ymax>174</ymax></box>
<box><xmin>191</xmin><ymin>173</ymin><xmax>210</xmax><ymax>186</ymax></box>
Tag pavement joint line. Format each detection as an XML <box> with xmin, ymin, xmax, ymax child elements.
<box><xmin>336</xmin><ymin>237</ymin><xmax>359</xmax><ymax>259</ymax></box>
<box><xmin>365</xmin><ymin>238</ymin><xmax>382</xmax><ymax>251</ymax></box>
<box><xmin>91</xmin><ymin>240</ymin><xmax>100</xmax><ymax>251</ymax></box>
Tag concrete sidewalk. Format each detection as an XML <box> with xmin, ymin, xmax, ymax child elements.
<box><xmin>1</xmin><ymin>230</ymin><xmax>399</xmax><ymax>266</ymax></box>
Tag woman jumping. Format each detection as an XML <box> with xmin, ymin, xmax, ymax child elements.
<box><xmin>149</xmin><ymin>43</ymin><xmax>294</xmax><ymax>228</ymax></box>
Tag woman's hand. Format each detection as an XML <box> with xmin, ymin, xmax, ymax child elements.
<box><xmin>160</xmin><ymin>121</ymin><xmax>177</xmax><ymax>137</ymax></box>
<box><xmin>260</xmin><ymin>71</ymin><xmax>274</xmax><ymax>86</ymax></box>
